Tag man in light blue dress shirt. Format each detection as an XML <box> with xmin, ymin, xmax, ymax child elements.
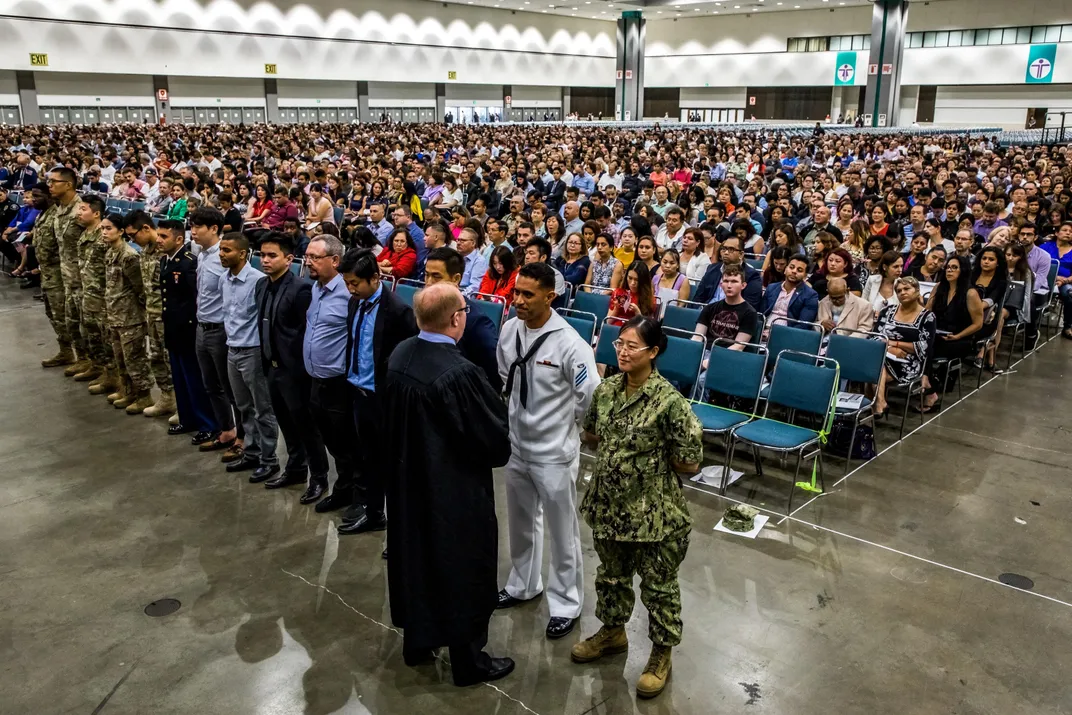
<box><xmin>302</xmin><ymin>235</ymin><xmax>361</xmax><ymax>513</ymax></box>
<box><xmin>457</xmin><ymin>227</ymin><xmax>487</xmax><ymax>296</ymax></box>
<box><xmin>191</xmin><ymin>207</ymin><xmax>240</xmax><ymax>452</ymax></box>
<box><xmin>218</xmin><ymin>233</ymin><xmax>278</xmax><ymax>481</ymax></box>
<box><xmin>368</xmin><ymin>204</ymin><xmax>393</xmax><ymax>246</ymax></box>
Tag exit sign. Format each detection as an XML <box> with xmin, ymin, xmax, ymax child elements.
<box><xmin>264</xmin><ymin>63</ymin><xmax>277</xmax><ymax>74</ymax></box>
<box><xmin>30</xmin><ymin>53</ymin><xmax>48</xmax><ymax>67</ymax></box>
<box><xmin>447</xmin><ymin>71</ymin><xmax>457</xmax><ymax>80</ymax></box>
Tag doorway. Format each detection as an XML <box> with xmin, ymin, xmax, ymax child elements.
<box><xmin>1026</xmin><ymin>108</ymin><xmax>1047</xmax><ymax>129</ymax></box>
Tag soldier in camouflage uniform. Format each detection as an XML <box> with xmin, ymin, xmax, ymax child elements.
<box><xmin>126</xmin><ymin>210</ymin><xmax>175</xmax><ymax>418</ymax></box>
<box><xmin>72</xmin><ymin>196</ymin><xmax>111</xmax><ymax>387</ymax></box>
<box><xmin>33</xmin><ymin>188</ymin><xmax>74</xmax><ymax>368</ymax></box>
<box><xmin>100</xmin><ymin>212</ymin><xmax>155</xmax><ymax>414</ymax></box>
<box><xmin>573</xmin><ymin>316</ymin><xmax>703</xmax><ymax>700</ymax></box>
<box><xmin>48</xmin><ymin>167</ymin><xmax>88</xmax><ymax>377</ymax></box>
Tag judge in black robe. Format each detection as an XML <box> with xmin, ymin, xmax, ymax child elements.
<box><xmin>383</xmin><ymin>282</ymin><xmax>513</xmax><ymax>687</ymax></box>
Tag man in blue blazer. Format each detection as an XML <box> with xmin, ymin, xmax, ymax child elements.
<box><xmin>761</xmin><ymin>255</ymin><xmax>819</xmax><ymax>327</ymax></box>
<box><xmin>422</xmin><ymin>246</ymin><xmax>502</xmax><ymax>392</ymax></box>
<box><xmin>692</xmin><ymin>235</ymin><xmax>764</xmax><ymax>310</ymax></box>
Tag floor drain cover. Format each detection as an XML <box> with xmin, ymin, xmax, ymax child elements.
<box><xmin>998</xmin><ymin>573</ymin><xmax>1034</xmax><ymax>590</ymax></box>
<box><xmin>144</xmin><ymin>598</ymin><xmax>182</xmax><ymax>617</ymax></box>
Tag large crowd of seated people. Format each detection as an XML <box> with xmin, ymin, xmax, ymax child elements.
<box><xmin>2</xmin><ymin>118</ymin><xmax>1071</xmax><ymax>693</ymax></box>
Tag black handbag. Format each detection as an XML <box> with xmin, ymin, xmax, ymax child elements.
<box><xmin>826</xmin><ymin>419</ymin><xmax>877</xmax><ymax>460</ymax></box>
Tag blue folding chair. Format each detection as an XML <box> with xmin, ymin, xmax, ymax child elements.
<box><xmin>594</xmin><ymin>319</ymin><xmax>621</xmax><ymax>370</ymax></box>
<box><xmin>1040</xmin><ymin>259</ymin><xmax>1062</xmax><ymax>341</ymax></box>
<box><xmin>571</xmin><ymin>285</ymin><xmax>612</xmax><ymax>330</ymax></box>
<box><xmin>725</xmin><ymin>352</ymin><xmax>839</xmax><ymax>513</ymax></box>
<box><xmin>288</xmin><ymin>259</ymin><xmax>302</xmax><ymax>277</ymax></box>
<box><xmin>333</xmin><ymin>207</ymin><xmax>344</xmax><ymax>225</ymax></box>
<box><xmin>558</xmin><ymin>308</ymin><xmax>597</xmax><ymax>345</ymax></box>
<box><xmin>691</xmin><ymin>343</ymin><xmax>768</xmax><ymax>491</ymax></box>
<box><xmin>825</xmin><ymin>330</ymin><xmax>887</xmax><ymax>475</ymax></box>
<box><xmin>472</xmin><ymin>293</ymin><xmax>507</xmax><ymax>334</ymax></box>
<box><xmin>250</xmin><ymin>252</ymin><xmax>263</xmax><ymax>271</ymax></box>
<box><xmin>664</xmin><ymin>299</ymin><xmax>704</xmax><ymax>334</ymax></box>
<box><xmin>395</xmin><ymin>280</ymin><xmax>421</xmax><ymax>307</ymax></box>
<box><xmin>507</xmin><ymin>305</ymin><xmax>517</xmax><ymax>321</ymax></box>
<box><xmin>764</xmin><ymin>321</ymin><xmax>823</xmax><ymax>373</ymax></box>
<box><xmin>380</xmin><ymin>275</ymin><xmax>396</xmax><ymax>292</ymax></box>
<box><xmin>655</xmin><ymin>334</ymin><xmax>705</xmax><ymax>399</ymax></box>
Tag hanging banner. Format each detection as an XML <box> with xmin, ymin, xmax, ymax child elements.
<box><xmin>1026</xmin><ymin>44</ymin><xmax>1057</xmax><ymax>84</ymax></box>
<box><xmin>834</xmin><ymin>51</ymin><xmax>857</xmax><ymax>86</ymax></box>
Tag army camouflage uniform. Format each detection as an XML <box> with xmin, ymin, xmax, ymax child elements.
<box><xmin>104</xmin><ymin>242</ymin><xmax>151</xmax><ymax>393</ymax></box>
<box><xmin>54</xmin><ymin>197</ymin><xmax>87</xmax><ymax>356</ymax></box>
<box><xmin>138</xmin><ymin>241</ymin><xmax>171</xmax><ymax>391</ymax></box>
<box><xmin>76</xmin><ymin>225</ymin><xmax>111</xmax><ymax>368</ymax></box>
<box><xmin>580</xmin><ymin>370</ymin><xmax>703</xmax><ymax>647</ymax></box>
<box><xmin>34</xmin><ymin>204</ymin><xmax>71</xmax><ymax>349</ymax></box>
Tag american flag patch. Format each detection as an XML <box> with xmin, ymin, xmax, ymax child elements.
<box><xmin>575</xmin><ymin>364</ymin><xmax>588</xmax><ymax>388</ymax></box>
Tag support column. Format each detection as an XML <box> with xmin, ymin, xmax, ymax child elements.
<box><xmin>502</xmin><ymin>85</ymin><xmax>512</xmax><ymax>122</ymax></box>
<box><xmin>152</xmin><ymin>75</ymin><xmax>169</xmax><ymax>124</ymax></box>
<box><xmin>615</xmin><ymin>11</ymin><xmax>645</xmax><ymax>121</ymax></box>
<box><xmin>357</xmin><ymin>81</ymin><xmax>369</xmax><ymax>123</ymax></box>
<box><xmin>435</xmin><ymin>83</ymin><xmax>446</xmax><ymax>123</ymax></box>
<box><xmin>15</xmin><ymin>71</ymin><xmax>39</xmax><ymax>125</ymax></box>
<box><xmin>863</xmin><ymin>0</ymin><xmax>909</xmax><ymax>128</ymax></box>
<box><xmin>264</xmin><ymin>78</ymin><xmax>279</xmax><ymax>124</ymax></box>
<box><xmin>561</xmin><ymin>86</ymin><xmax>571</xmax><ymax>119</ymax></box>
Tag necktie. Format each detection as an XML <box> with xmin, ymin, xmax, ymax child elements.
<box><xmin>352</xmin><ymin>296</ymin><xmax>380</xmax><ymax>376</ymax></box>
<box><xmin>504</xmin><ymin>330</ymin><xmax>553</xmax><ymax>409</ymax></box>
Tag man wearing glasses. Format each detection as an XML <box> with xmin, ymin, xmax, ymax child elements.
<box><xmin>691</xmin><ymin>235</ymin><xmax>764</xmax><ymax>309</ymax></box>
<box><xmin>455</xmin><ymin>227</ymin><xmax>487</xmax><ymax>296</ymax></box>
<box><xmin>48</xmin><ymin>168</ymin><xmax>90</xmax><ymax>377</ymax></box>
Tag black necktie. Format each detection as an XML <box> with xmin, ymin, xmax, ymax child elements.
<box><xmin>504</xmin><ymin>330</ymin><xmax>552</xmax><ymax>409</ymax></box>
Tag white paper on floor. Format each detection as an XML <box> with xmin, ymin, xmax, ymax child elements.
<box><xmin>714</xmin><ymin>515</ymin><xmax>770</xmax><ymax>539</ymax></box>
<box><xmin>692</xmin><ymin>465</ymin><xmax>745</xmax><ymax>488</ymax></box>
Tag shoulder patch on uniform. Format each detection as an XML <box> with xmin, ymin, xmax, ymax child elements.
<box><xmin>575</xmin><ymin>363</ymin><xmax>589</xmax><ymax>388</ymax></box>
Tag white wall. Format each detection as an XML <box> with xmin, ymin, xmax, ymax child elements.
<box><xmin>35</xmin><ymin>72</ymin><xmax>153</xmax><ymax>106</ymax></box>
<box><xmin>648</xmin><ymin>50</ymin><xmax>865</xmax><ymax>88</ymax></box>
<box><xmin>277</xmin><ymin>79</ymin><xmax>357</xmax><ymax>108</ymax></box>
<box><xmin>646</xmin><ymin>6</ymin><xmax>871</xmax><ymax>57</ymax></box>
<box><xmin>679</xmin><ymin>87</ymin><xmax>747</xmax><ymax>109</ymax></box>
<box><xmin>902</xmin><ymin>44</ymin><xmax>1072</xmax><ymax>85</ymax></box>
<box><xmin>933</xmin><ymin>84</ymin><xmax>1072</xmax><ymax>128</ymax></box>
<box><xmin>897</xmin><ymin>85</ymin><xmax>919</xmax><ymax>127</ymax></box>
<box><xmin>445</xmin><ymin>83</ymin><xmax>504</xmax><ymax>106</ymax></box>
<box><xmin>368</xmin><ymin>82</ymin><xmax>435</xmax><ymax>108</ymax></box>
<box><xmin>167</xmin><ymin>77</ymin><xmax>265</xmax><ymax>108</ymax></box>
<box><xmin>907</xmin><ymin>0</ymin><xmax>1072</xmax><ymax>31</ymax></box>
<box><xmin>2</xmin><ymin>0</ymin><xmax>615</xmax><ymax>86</ymax></box>
<box><xmin>0</xmin><ymin>70</ymin><xmax>19</xmax><ymax>107</ymax></box>
<box><xmin>510</xmin><ymin>85</ymin><xmax>561</xmax><ymax>108</ymax></box>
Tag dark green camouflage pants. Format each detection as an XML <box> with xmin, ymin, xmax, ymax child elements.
<box><xmin>111</xmin><ymin>324</ymin><xmax>151</xmax><ymax>393</ymax></box>
<box><xmin>40</xmin><ymin>262</ymin><xmax>70</xmax><ymax>348</ymax></box>
<box><xmin>147</xmin><ymin>318</ymin><xmax>171</xmax><ymax>391</ymax></box>
<box><xmin>593</xmin><ymin>529</ymin><xmax>690</xmax><ymax>646</ymax></box>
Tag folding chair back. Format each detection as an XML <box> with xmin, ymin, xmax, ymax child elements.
<box><xmin>664</xmin><ymin>300</ymin><xmax>703</xmax><ymax>334</ymax></box>
<box><xmin>705</xmin><ymin>344</ymin><xmax>768</xmax><ymax>405</ymax></box>
<box><xmin>826</xmin><ymin>331</ymin><xmax>886</xmax><ymax>385</ymax></box>
<box><xmin>594</xmin><ymin>319</ymin><xmax>621</xmax><ymax>369</ymax></box>
<box><xmin>655</xmin><ymin>335</ymin><xmax>705</xmax><ymax>398</ymax></box>
<box><xmin>766</xmin><ymin>322</ymin><xmax>822</xmax><ymax>371</ymax></box>
<box><xmin>472</xmin><ymin>293</ymin><xmax>507</xmax><ymax>334</ymax></box>
<box><xmin>766</xmin><ymin>353</ymin><xmax>839</xmax><ymax>419</ymax></box>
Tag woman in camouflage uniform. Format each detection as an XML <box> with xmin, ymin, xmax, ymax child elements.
<box><xmin>573</xmin><ymin>316</ymin><xmax>703</xmax><ymax>699</ymax></box>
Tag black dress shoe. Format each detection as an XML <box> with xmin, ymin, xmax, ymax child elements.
<box><xmin>190</xmin><ymin>430</ymin><xmax>216</xmax><ymax>446</ymax></box>
<box><xmin>403</xmin><ymin>649</ymin><xmax>436</xmax><ymax>666</ymax></box>
<box><xmin>299</xmin><ymin>479</ymin><xmax>326</xmax><ymax>505</ymax></box>
<box><xmin>225</xmin><ymin>455</ymin><xmax>260</xmax><ymax>473</ymax></box>
<box><xmin>453</xmin><ymin>657</ymin><xmax>515</xmax><ymax>687</ymax></box>
<box><xmin>168</xmin><ymin>424</ymin><xmax>194</xmax><ymax>436</ymax></box>
<box><xmin>496</xmin><ymin>589</ymin><xmax>542</xmax><ymax>610</ymax></box>
<box><xmin>546</xmin><ymin>617</ymin><xmax>577</xmax><ymax>639</ymax></box>
<box><xmin>249</xmin><ymin>464</ymin><xmax>281</xmax><ymax>483</ymax></box>
<box><xmin>264</xmin><ymin>471</ymin><xmax>307</xmax><ymax>489</ymax></box>
<box><xmin>314</xmin><ymin>489</ymin><xmax>351</xmax><ymax>513</ymax></box>
<box><xmin>338</xmin><ymin>513</ymin><xmax>387</xmax><ymax>535</ymax></box>
<box><xmin>382</xmin><ymin>548</ymin><xmax>388</xmax><ymax>560</ymax></box>
<box><xmin>340</xmin><ymin>504</ymin><xmax>366</xmax><ymax>522</ymax></box>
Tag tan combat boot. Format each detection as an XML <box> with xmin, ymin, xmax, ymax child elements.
<box><xmin>64</xmin><ymin>359</ymin><xmax>92</xmax><ymax>377</ymax></box>
<box><xmin>635</xmin><ymin>645</ymin><xmax>672</xmax><ymax>699</ymax></box>
<box><xmin>142</xmin><ymin>389</ymin><xmax>176</xmax><ymax>418</ymax></box>
<box><xmin>42</xmin><ymin>347</ymin><xmax>76</xmax><ymax>368</ymax></box>
<box><xmin>112</xmin><ymin>379</ymin><xmax>135</xmax><ymax>408</ymax></box>
<box><xmin>73</xmin><ymin>363</ymin><xmax>104</xmax><ymax>382</ymax></box>
<box><xmin>125</xmin><ymin>390</ymin><xmax>155</xmax><ymax>415</ymax></box>
<box><xmin>570</xmin><ymin>626</ymin><xmax>629</xmax><ymax>664</ymax></box>
<box><xmin>88</xmin><ymin>368</ymin><xmax>118</xmax><ymax>395</ymax></box>
<box><xmin>169</xmin><ymin>412</ymin><xmax>180</xmax><ymax>426</ymax></box>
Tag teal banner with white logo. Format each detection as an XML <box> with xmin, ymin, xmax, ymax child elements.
<box><xmin>834</xmin><ymin>51</ymin><xmax>857</xmax><ymax>86</ymax></box>
<box><xmin>1026</xmin><ymin>44</ymin><xmax>1057</xmax><ymax>84</ymax></box>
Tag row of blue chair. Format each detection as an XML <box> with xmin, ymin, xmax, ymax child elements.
<box><xmin>249</xmin><ymin>251</ymin><xmax>304</xmax><ymax>278</ymax></box>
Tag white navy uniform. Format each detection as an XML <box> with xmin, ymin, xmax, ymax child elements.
<box><xmin>496</xmin><ymin>309</ymin><xmax>599</xmax><ymax>619</ymax></box>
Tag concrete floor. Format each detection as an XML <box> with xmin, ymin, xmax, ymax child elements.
<box><xmin>2</xmin><ymin>280</ymin><xmax>1072</xmax><ymax>715</ymax></box>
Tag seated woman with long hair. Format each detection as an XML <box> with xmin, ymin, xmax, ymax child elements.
<box><xmin>970</xmin><ymin>245</ymin><xmax>1009</xmax><ymax>372</ymax></box>
<box><xmin>478</xmin><ymin>244</ymin><xmax>520</xmax><ymax>305</ymax></box>
<box><xmin>608</xmin><ymin>261</ymin><xmax>657</xmax><ymax>326</ymax></box>
<box><xmin>870</xmin><ymin>276</ymin><xmax>936</xmax><ymax>415</ymax></box>
<box><xmin>921</xmin><ymin>254</ymin><xmax>985</xmax><ymax>411</ymax></box>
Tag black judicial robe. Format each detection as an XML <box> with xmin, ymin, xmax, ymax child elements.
<box><xmin>383</xmin><ymin>336</ymin><xmax>511</xmax><ymax>648</ymax></box>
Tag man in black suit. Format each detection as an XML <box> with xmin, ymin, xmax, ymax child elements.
<box><xmin>422</xmin><ymin>247</ymin><xmax>501</xmax><ymax>392</ymax></box>
<box><xmin>339</xmin><ymin>248</ymin><xmax>418</xmax><ymax>536</ymax></box>
<box><xmin>542</xmin><ymin>165</ymin><xmax>566</xmax><ymax>213</ymax></box>
<box><xmin>157</xmin><ymin>220</ymin><xmax>217</xmax><ymax>444</ymax></box>
<box><xmin>254</xmin><ymin>232</ymin><xmax>329</xmax><ymax>501</ymax></box>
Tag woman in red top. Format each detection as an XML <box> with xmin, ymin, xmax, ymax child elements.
<box><xmin>869</xmin><ymin>204</ymin><xmax>892</xmax><ymax>237</ymax></box>
<box><xmin>245</xmin><ymin>184</ymin><xmax>272</xmax><ymax>226</ymax></box>
<box><xmin>608</xmin><ymin>261</ymin><xmax>657</xmax><ymax>326</ymax></box>
<box><xmin>378</xmin><ymin>228</ymin><xmax>418</xmax><ymax>279</ymax></box>
<box><xmin>478</xmin><ymin>245</ymin><xmax>519</xmax><ymax>305</ymax></box>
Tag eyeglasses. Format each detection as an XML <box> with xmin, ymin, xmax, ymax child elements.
<box><xmin>720</xmin><ymin>246</ymin><xmax>742</xmax><ymax>253</ymax></box>
<box><xmin>304</xmin><ymin>253</ymin><xmax>327</xmax><ymax>261</ymax></box>
<box><xmin>454</xmin><ymin>304</ymin><xmax>471</xmax><ymax>315</ymax></box>
<box><xmin>612</xmin><ymin>340</ymin><xmax>652</xmax><ymax>355</ymax></box>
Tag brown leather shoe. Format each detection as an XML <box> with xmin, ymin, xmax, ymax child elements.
<box><xmin>220</xmin><ymin>443</ymin><xmax>245</xmax><ymax>463</ymax></box>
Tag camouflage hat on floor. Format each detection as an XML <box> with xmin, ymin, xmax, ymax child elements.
<box><xmin>722</xmin><ymin>504</ymin><xmax>760</xmax><ymax>533</ymax></box>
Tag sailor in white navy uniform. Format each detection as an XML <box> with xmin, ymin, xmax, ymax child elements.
<box><xmin>495</xmin><ymin>262</ymin><xmax>599</xmax><ymax>640</ymax></box>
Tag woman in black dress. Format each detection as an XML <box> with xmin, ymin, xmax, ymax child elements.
<box><xmin>922</xmin><ymin>255</ymin><xmax>985</xmax><ymax>411</ymax></box>
<box><xmin>969</xmin><ymin>246</ymin><xmax>1008</xmax><ymax>371</ymax></box>
<box><xmin>871</xmin><ymin>277</ymin><xmax>936</xmax><ymax>415</ymax></box>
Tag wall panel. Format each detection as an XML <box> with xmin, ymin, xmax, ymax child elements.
<box><xmin>167</xmin><ymin>77</ymin><xmax>265</xmax><ymax>108</ymax></box>
<box><xmin>35</xmin><ymin>72</ymin><xmax>153</xmax><ymax>106</ymax></box>
<box><xmin>277</xmin><ymin>79</ymin><xmax>357</xmax><ymax>108</ymax></box>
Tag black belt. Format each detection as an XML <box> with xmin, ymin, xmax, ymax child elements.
<box><xmin>199</xmin><ymin>321</ymin><xmax>223</xmax><ymax>330</ymax></box>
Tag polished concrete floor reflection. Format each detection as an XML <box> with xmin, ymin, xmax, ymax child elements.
<box><xmin>2</xmin><ymin>281</ymin><xmax>1072</xmax><ymax>715</ymax></box>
